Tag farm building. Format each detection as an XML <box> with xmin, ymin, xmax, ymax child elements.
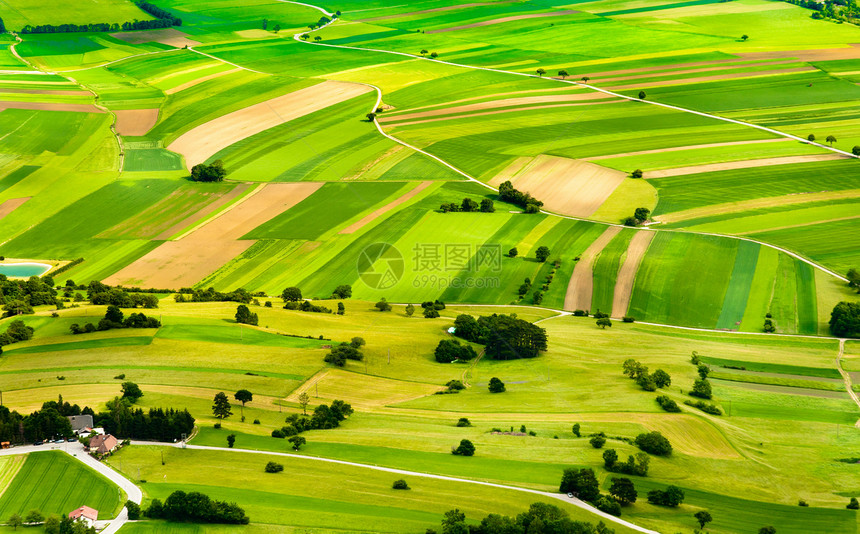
<box><xmin>69</xmin><ymin>506</ymin><xmax>98</xmax><ymax>527</ymax></box>
<box><xmin>67</xmin><ymin>414</ymin><xmax>93</xmax><ymax>434</ymax></box>
<box><xmin>89</xmin><ymin>434</ymin><xmax>118</xmax><ymax>455</ymax></box>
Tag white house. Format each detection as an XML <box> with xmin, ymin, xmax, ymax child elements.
<box><xmin>69</xmin><ymin>506</ymin><xmax>98</xmax><ymax>528</ymax></box>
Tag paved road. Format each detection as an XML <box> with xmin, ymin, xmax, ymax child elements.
<box><xmin>0</xmin><ymin>442</ymin><xmax>141</xmax><ymax>534</ymax></box>
<box><xmin>134</xmin><ymin>441</ymin><xmax>660</xmax><ymax>534</ymax></box>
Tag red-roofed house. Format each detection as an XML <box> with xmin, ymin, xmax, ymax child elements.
<box><xmin>88</xmin><ymin>434</ymin><xmax>118</xmax><ymax>455</ymax></box>
<box><xmin>69</xmin><ymin>506</ymin><xmax>98</xmax><ymax>527</ymax></box>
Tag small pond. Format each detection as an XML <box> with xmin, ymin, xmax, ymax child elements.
<box><xmin>0</xmin><ymin>262</ymin><xmax>52</xmax><ymax>278</ymax></box>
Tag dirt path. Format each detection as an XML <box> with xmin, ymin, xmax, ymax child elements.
<box><xmin>835</xmin><ymin>339</ymin><xmax>860</xmax><ymax>426</ymax></box>
<box><xmin>585</xmin><ymin>138</ymin><xmax>788</xmax><ymax>161</ymax></box>
<box><xmin>426</xmin><ymin>10</ymin><xmax>580</xmax><ymax>33</ymax></box>
<box><xmin>645</xmin><ymin>154</ymin><xmax>848</xmax><ymax>178</ymax></box>
<box><xmin>611</xmin><ymin>230</ymin><xmax>654</xmax><ymax>318</ymax></box>
<box><xmin>563</xmin><ymin>226</ymin><xmax>621</xmax><ymax>311</ymax></box>
<box><xmin>339</xmin><ymin>181</ymin><xmax>433</xmax><ymax>234</ymax></box>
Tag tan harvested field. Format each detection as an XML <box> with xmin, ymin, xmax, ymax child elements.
<box><xmin>165</xmin><ymin>68</ymin><xmax>241</xmax><ymax>95</ymax></box>
<box><xmin>385</xmin><ymin>100</ymin><xmax>622</xmax><ymax>128</ymax></box>
<box><xmin>655</xmin><ymin>189</ymin><xmax>860</xmax><ymax>223</ymax></box>
<box><xmin>114</xmin><ymin>108</ymin><xmax>159</xmax><ymax>136</ymax></box>
<box><xmin>167</xmin><ymin>80</ymin><xmax>372</xmax><ymax>169</ymax></box>
<box><xmin>592</xmin><ymin>60</ymin><xmax>799</xmax><ymax>85</ymax></box>
<box><xmin>611</xmin><ymin>230</ymin><xmax>654</xmax><ymax>317</ymax></box>
<box><xmin>575</xmin><ymin>58</ymin><xmax>791</xmax><ymax>79</ymax></box>
<box><xmin>426</xmin><ymin>10</ymin><xmax>580</xmax><ymax>33</ymax></box>
<box><xmin>563</xmin><ymin>226</ymin><xmax>622</xmax><ymax>312</ymax></box>
<box><xmin>111</xmin><ymin>28</ymin><xmax>201</xmax><ymax>47</ymax></box>
<box><xmin>288</xmin><ymin>369</ymin><xmax>443</xmax><ymax>408</ymax></box>
<box><xmin>489</xmin><ymin>155</ymin><xmax>626</xmax><ymax>218</ymax></box>
<box><xmin>586</xmin><ymin>138</ymin><xmax>787</xmax><ymax>161</ymax></box>
<box><xmin>378</xmin><ymin>91</ymin><xmax>613</xmax><ymax>123</ymax></box>
<box><xmin>154</xmin><ymin>183</ymin><xmax>251</xmax><ymax>240</ymax></box>
<box><xmin>339</xmin><ymin>181</ymin><xmax>433</xmax><ymax>234</ymax></box>
<box><xmin>0</xmin><ymin>197</ymin><xmax>29</xmax><ymax>221</ymax></box>
<box><xmin>605</xmin><ymin>66</ymin><xmax>815</xmax><ymax>90</ymax></box>
<box><xmin>104</xmin><ymin>182</ymin><xmax>322</xmax><ymax>288</ymax></box>
<box><xmin>149</xmin><ymin>62</ymin><xmax>220</xmax><ymax>85</ymax></box>
<box><xmin>0</xmin><ymin>101</ymin><xmax>102</xmax><ymax>113</ymax></box>
<box><xmin>645</xmin><ymin>154</ymin><xmax>848</xmax><ymax>178</ymax></box>
<box><xmin>0</xmin><ymin>88</ymin><xmax>89</xmax><ymax>95</ymax></box>
<box><xmin>358</xmin><ymin>1</ymin><xmax>518</xmax><ymax>21</ymax></box>
<box><xmin>739</xmin><ymin>43</ymin><xmax>860</xmax><ymax>62</ymax></box>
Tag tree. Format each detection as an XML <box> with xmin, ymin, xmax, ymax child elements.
<box><xmin>852</xmin><ymin>145</ymin><xmax>860</xmax><ymax>156</ymax></box>
<box><xmin>227</xmin><ymin>433</ymin><xmax>236</xmax><ymax>448</ymax></box>
<box><xmin>652</xmin><ymin>369</ymin><xmax>671</xmax><ymax>388</ymax></box>
<box><xmin>609</xmin><ymin>478</ymin><xmax>637</xmax><ymax>504</ymax></box>
<box><xmin>479</xmin><ymin>198</ymin><xmax>495</xmax><ymax>212</ymax></box>
<box><xmin>190</xmin><ymin>160</ymin><xmax>226</xmax><ymax>182</ymax></box>
<box><xmin>332</xmin><ymin>284</ymin><xmax>352</xmax><ymax>299</ymax></box>
<box><xmin>508</xmin><ymin>247</ymin><xmax>518</xmax><ymax>258</ymax></box>
<box><xmin>424</xmin><ymin>307</ymin><xmax>440</xmax><ymax>318</ymax></box>
<box><xmin>559</xmin><ymin>468</ymin><xmax>600</xmax><ymax>502</ymax></box>
<box><xmin>536</xmin><ymin>68</ymin><xmax>546</xmax><ymax>77</ymax></box>
<box><xmin>558</xmin><ymin>69</ymin><xmax>568</xmax><ymax>79</ymax></box>
<box><xmin>622</xmin><ymin>359</ymin><xmax>647</xmax><ymax>379</ymax></box>
<box><xmin>442</xmin><ymin>509</ymin><xmax>467</xmax><ymax>534</ymax></box>
<box><xmin>635</xmin><ymin>431</ymin><xmax>672</xmax><ymax>456</ymax></box>
<box><xmin>420</xmin><ymin>49</ymin><xmax>428</xmax><ymax>56</ymax></box>
<box><xmin>430</xmin><ymin>52</ymin><xmax>438</xmax><ymax>58</ymax></box>
<box><xmin>596</xmin><ymin>317</ymin><xmax>612</xmax><ymax>329</ymax></box>
<box><xmin>8</xmin><ymin>513</ymin><xmax>21</xmax><ymax>531</ymax></box>
<box><xmin>648</xmin><ymin>486</ymin><xmax>685</xmax><ymax>507</ymax></box>
<box><xmin>43</xmin><ymin>515</ymin><xmax>60</xmax><ymax>534</ymax></box>
<box><xmin>300</xmin><ymin>33</ymin><xmax>309</xmax><ymax>40</ymax></box>
<box><xmin>405</xmin><ymin>303</ymin><xmax>415</xmax><ymax>317</ymax></box>
<box><xmin>695</xmin><ymin>511</ymin><xmax>713</xmax><ymax>528</ymax></box>
<box><xmin>634</xmin><ymin>207</ymin><xmax>650</xmax><ymax>222</ymax></box>
<box><xmin>452</xmin><ymin>439</ymin><xmax>475</xmax><ymax>456</ymax></box>
<box><xmin>265</xmin><ymin>461</ymin><xmax>284</xmax><ymax>473</ymax></box>
<box><xmin>532</xmin><ymin>291</ymin><xmax>543</xmax><ymax>305</ymax></box>
<box><xmin>235</xmin><ymin>304</ymin><xmax>258</xmax><ymax>326</ymax></box>
<box><xmin>350</xmin><ymin>337</ymin><xmax>366</xmax><ymax>349</ymax></box>
<box><xmin>298</xmin><ymin>392</ymin><xmax>310</xmax><ymax>415</ymax></box>
<box><xmin>125</xmin><ymin>501</ymin><xmax>141</xmax><ymax>521</ymax></box>
<box><xmin>488</xmin><ymin>377</ymin><xmax>505</xmax><ymax>393</ymax></box>
<box><xmin>337</xmin><ymin>302</ymin><xmax>345</xmax><ymax>315</ymax></box>
<box><xmin>457</xmin><ymin>417</ymin><xmax>471</xmax><ymax>427</ymax></box>
<box><xmin>572</xmin><ymin>423</ymin><xmax>580</xmax><ymax>437</ymax></box>
<box><xmin>535</xmin><ymin>246</ymin><xmax>551</xmax><ymax>262</ymax></box>
<box><xmin>638</xmin><ymin>90</ymin><xmax>647</xmax><ymax>100</ymax></box>
<box><xmin>288</xmin><ymin>435</ymin><xmax>306</xmax><ymax>451</ymax></box>
<box><xmin>121</xmin><ymin>381</ymin><xmax>143</xmax><ymax>402</ymax></box>
<box><xmin>105</xmin><ymin>305</ymin><xmax>124</xmax><ymax>324</ymax></box>
<box><xmin>212</xmin><ymin>392</ymin><xmax>232</xmax><ymax>421</ymax></box>
<box><xmin>581</xmin><ymin>76</ymin><xmax>590</xmax><ymax>83</ymax></box>
<box><xmin>461</xmin><ymin>197</ymin><xmax>478</xmax><ymax>212</ymax></box>
<box><xmin>366</xmin><ymin>112</ymin><xmax>377</xmax><ymax>122</ymax></box>
<box><xmin>831</xmin><ymin>301</ymin><xmax>860</xmax><ymax>337</ymax></box>
<box><xmin>392</xmin><ymin>479</ymin><xmax>410</xmax><ymax>490</ymax></box>
<box><xmin>691</xmin><ymin>378</ymin><xmax>712</xmax><ymax>399</ymax></box>
<box><xmin>826</xmin><ymin>135</ymin><xmax>837</xmax><ymax>146</ymax></box>
<box><xmin>759</xmin><ymin>528</ymin><xmax>776</xmax><ymax>534</ymax></box>
<box><xmin>808</xmin><ymin>134</ymin><xmax>816</xmax><ymax>142</ymax></box>
<box><xmin>589</xmin><ymin>434</ymin><xmax>606</xmax><ymax>448</ymax></box>
<box><xmin>741</xmin><ymin>34</ymin><xmax>749</xmax><ymax>40</ymax></box>
<box><xmin>603</xmin><ymin>448</ymin><xmax>618</xmax><ymax>469</ymax></box>
<box><xmin>234</xmin><ymin>389</ymin><xmax>252</xmax><ymax>418</ymax></box>
<box><xmin>631</xmin><ymin>168</ymin><xmax>643</xmax><ymax>178</ymax></box>
<box><xmin>435</xmin><ymin>339</ymin><xmax>477</xmax><ymax>363</ymax></box>
<box><xmin>282</xmin><ymin>287</ymin><xmax>302</xmax><ymax>302</ymax></box>
<box><xmin>697</xmin><ymin>363</ymin><xmax>710</xmax><ymax>379</ymax></box>
<box><xmin>314</xmin><ymin>35</ymin><xmax>322</xmax><ymax>42</ymax></box>
<box><xmin>24</xmin><ymin>510</ymin><xmax>43</xmax><ymax>525</ymax></box>
<box><xmin>848</xmin><ymin>497</ymin><xmax>860</xmax><ymax>509</ymax></box>
<box><xmin>375</xmin><ymin>298</ymin><xmax>392</xmax><ymax>312</ymax></box>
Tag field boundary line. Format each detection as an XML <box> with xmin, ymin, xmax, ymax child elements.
<box><xmin>0</xmin><ymin>455</ymin><xmax>25</xmax><ymax>500</ymax></box>
<box><xmin>172</xmin><ymin>183</ymin><xmax>266</xmax><ymax>241</ymax></box>
<box><xmin>187</xmin><ymin>47</ymin><xmax>271</xmax><ymax>75</ymax></box>
<box><xmin>140</xmin><ymin>442</ymin><xmax>660</xmax><ymax>534</ymax></box>
<box><xmin>835</xmin><ymin>339</ymin><xmax>860</xmax><ymax>425</ymax></box>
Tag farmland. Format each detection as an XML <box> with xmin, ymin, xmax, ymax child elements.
<box><xmin>0</xmin><ymin>0</ymin><xmax>859</xmax><ymax>532</ymax></box>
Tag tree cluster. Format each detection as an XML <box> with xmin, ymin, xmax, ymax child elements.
<box><xmin>621</xmin><ymin>359</ymin><xmax>670</xmax><ymax>391</ymax></box>
<box><xmin>272</xmin><ymin>400</ymin><xmax>353</xmax><ymax>437</ymax></box>
<box><xmin>87</xmin><ymin>281</ymin><xmax>159</xmax><ymax>308</ymax></box>
<box><xmin>439</xmin><ymin>198</ymin><xmax>495</xmax><ymax>213</ymax></box>
<box><xmin>0</xmin><ymin>274</ymin><xmax>58</xmax><ymax>317</ymax></box>
<box><xmin>176</xmin><ymin>286</ymin><xmax>252</xmax><ymax>304</ymax></box>
<box><xmin>434</xmin><ymin>502</ymin><xmax>615</xmax><ymax>534</ymax></box>
<box><xmin>324</xmin><ymin>340</ymin><xmax>364</xmax><ymax>366</ymax></box>
<box><xmin>451</xmin><ymin>439</ymin><xmax>475</xmax><ymax>456</ymax></box>
<box><xmin>684</xmin><ymin>399</ymin><xmax>722</xmax><ymax>415</ymax></box>
<box><xmin>434</xmin><ymin>339</ymin><xmax>478</xmax><ymax>363</ymax></box>
<box><xmin>70</xmin><ymin>305</ymin><xmax>160</xmax><ymax>334</ymax></box>
<box><xmin>145</xmin><ymin>490</ymin><xmax>248</xmax><ymax>524</ymax></box>
<box><xmin>559</xmin><ymin>468</ymin><xmax>625</xmax><ymax>516</ymax></box>
<box><xmin>633</xmin><ymin>431</ymin><xmax>672</xmax><ymax>456</ymax></box>
<box><xmin>98</xmin><ymin>400</ymin><xmax>194</xmax><ymax>442</ymax></box>
<box><xmin>647</xmin><ymin>486</ymin><xmax>685</xmax><ymax>507</ymax></box>
<box><xmin>603</xmin><ymin>449</ymin><xmax>650</xmax><ymax>477</ymax></box>
<box><xmin>622</xmin><ymin>207</ymin><xmax>650</xmax><ymax>227</ymax></box>
<box><xmin>830</xmin><ymin>301</ymin><xmax>860</xmax><ymax>338</ymax></box>
<box><xmin>655</xmin><ymin>395</ymin><xmax>681</xmax><ymax>412</ymax></box>
<box><xmin>453</xmin><ymin>313</ymin><xmax>548</xmax><ymax>360</ymax></box>
<box><xmin>190</xmin><ymin>160</ymin><xmax>226</xmax><ymax>182</ymax></box>
<box><xmin>235</xmin><ymin>305</ymin><xmax>258</xmax><ymax>326</ymax></box>
<box><xmin>0</xmin><ymin>319</ymin><xmax>34</xmax><ymax>347</ymax></box>
<box><xmin>498</xmin><ymin>180</ymin><xmax>543</xmax><ymax>212</ymax></box>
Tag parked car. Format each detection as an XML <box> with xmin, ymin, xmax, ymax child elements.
<box><xmin>67</xmin><ymin>438</ymin><xmax>77</xmax><ymax>442</ymax></box>
<box><xmin>33</xmin><ymin>441</ymin><xmax>43</xmax><ymax>446</ymax></box>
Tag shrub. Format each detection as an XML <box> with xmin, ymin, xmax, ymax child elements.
<box><xmin>595</xmin><ymin>496</ymin><xmax>621</xmax><ymax>516</ymax></box>
<box><xmin>848</xmin><ymin>497</ymin><xmax>859</xmax><ymax>510</ymax></box>
<box><xmin>392</xmin><ymin>479</ymin><xmax>410</xmax><ymax>490</ymax></box>
<box><xmin>798</xmin><ymin>499</ymin><xmax>809</xmax><ymax>507</ymax></box>
<box><xmin>452</xmin><ymin>439</ymin><xmax>475</xmax><ymax>456</ymax></box>
<box><xmin>684</xmin><ymin>400</ymin><xmax>722</xmax><ymax>415</ymax></box>
<box><xmin>253</xmin><ymin>419</ymin><xmax>260</xmax><ymax>424</ymax></box>
<box><xmin>265</xmin><ymin>462</ymin><xmax>284</xmax><ymax>473</ymax></box>
<box><xmin>690</xmin><ymin>378</ymin><xmax>713</xmax><ymax>399</ymax></box>
<box><xmin>634</xmin><ymin>431</ymin><xmax>672</xmax><ymax>456</ymax></box>
<box><xmin>648</xmin><ymin>486</ymin><xmax>685</xmax><ymax>507</ymax></box>
<box><xmin>572</xmin><ymin>423</ymin><xmax>581</xmax><ymax>437</ymax></box>
<box><xmin>589</xmin><ymin>435</ymin><xmax>606</xmax><ymax>449</ymax></box>
<box><xmin>488</xmin><ymin>377</ymin><xmax>506</xmax><ymax>393</ymax></box>
<box><xmin>126</xmin><ymin>500</ymin><xmax>141</xmax><ymax>520</ymax></box>
<box><xmin>456</xmin><ymin>417</ymin><xmax>471</xmax><ymax>427</ymax></box>
<box><xmin>572</xmin><ymin>310</ymin><xmax>587</xmax><ymax>317</ymax></box>
<box><xmin>656</xmin><ymin>395</ymin><xmax>681</xmax><ymax>412</ymax></box>
<box><xmin>622</xmin><ymin>316</ymin><xmax>635</xmax><ymax>323</ymax></box>
<box><xmin>271</xmin><ymin>429</ymin><xmax>285</xmax><ymax>438</ymax></box>
<box><xmin>559</xmin><ymin>468</ymin><xmax>600</xmax><ymax>502</ymax></box>
<box><xmin>435</xmin><ymin>339</ymin><xmax>477</xmax><ymax>363</ymax></box>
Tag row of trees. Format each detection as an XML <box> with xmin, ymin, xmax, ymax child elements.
<box><xmin>439</xmin><ymin>197</ymin><xmax>495</xmax><ymax>213</ymax></box>
<box><xmin>0</xmin><ymin>319</ymin><xmax>34</xmax><ymax>347</ymax></box>
<box><xmin>70</xmin><ymin>305</ymin><xmax>160</xmax><ymax>334</ymax></box>
<box><xmin>453</xmin><ymin>313</ymin><xmax>548</xmax><ymax>359</ymax></box>
<box><xmin>324</xmin><ymin>338</ymin><xmax>365</xmax><ymax>366</ymax></box>
<box><xmin>145</xmin><ymin>490</ymin><xmax>248</xmax><ymax>524</ymax></box>
<box><xmin>190</xmin><ymin>160</ymin><xmax>226</xmax><ymax>182</ymax></box>
<box><xmin>6</xmin><ymin>512</ymin><xmax>95</xmax><ymax>533</ymax></box>
<box><xmin>272</xmin><ymin>400</ymin><xmax>354</xmax><ymax>437</ymax></box>
<box><xmin>281</xmin><ymin>285</ymin><xmax>352</xmax><ymax>302</ymax></box>
<box><xmin>432</xmin><ymin>503</ymin><xmax>614</xmax><ymax>534</ymax></box>
<box><xmin>19</xmin><ymin>0</ymin><xmax>182</xmax><ymax>34</ymax></box>
<box><xmin>621</xmin><ymin>359</ymin><xmax>671</xmax><ymax>391</ymax></box>
<box><xmin>498</xmin><ymin>180</ymin><xmax>543</xmax><ymax>213</ymax></box>
<box><xmin>622</xmin><ymin>207</ymin><xmax>650</xmax><ymax>227</ymax></box>
<box><xmin>87</xmin><ymin>281</ymin><xmax>159</xmax><ymax>308</ymax></box>
<box><xmin>176</xmin><ymin>286</ymin><xmax>254</xmax><ymax>304</ymax></box>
